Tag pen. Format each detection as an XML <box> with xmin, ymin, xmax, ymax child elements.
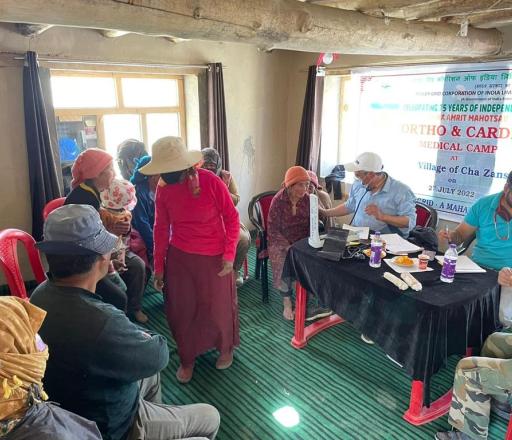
<box><xmin>445</xmin><ymin>225</ymin><xmax>450</xmax><ymax>243</ymax></box>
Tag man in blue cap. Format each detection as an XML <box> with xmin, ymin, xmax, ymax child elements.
<box><xmin>31</xmin><ymin>204</ymin><xmax>220</xmax><ymax>440</ymax></box>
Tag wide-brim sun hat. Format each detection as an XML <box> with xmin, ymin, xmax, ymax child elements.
<box><xmin>139</xmin><ymin>137</ymin><xmax>203</xmax><ymax>175</ymax></box>
<box><xmin>344</xmin><ymin>152</ymin><xmax>383</xmax><ymax>173</ymax></box>
<box><xmin>36</xmin><ymin>204</ymin><xmax>119</xmax><ymax>256</ymax></box>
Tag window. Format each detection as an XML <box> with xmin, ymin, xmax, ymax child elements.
<box><xmin>51</xmin><ymin>72</ymin><xmax>186</xmax><ymax>162</ymax></box>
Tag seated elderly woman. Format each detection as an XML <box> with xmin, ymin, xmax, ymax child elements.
<box><xmin>268</xmin><ymin>166</ymin><xmax>332</xmax><ymax>321</ymax></box>
<box><xmin>0</xmin><ymin>297</ymin><xmax>101</xmax><ymax>439</ymax></box>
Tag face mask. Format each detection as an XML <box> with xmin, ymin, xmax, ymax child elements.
<box><xmin>356</xmin><ymin>173</ymin><xmax>371</xmax><ymax>189</ymax></box>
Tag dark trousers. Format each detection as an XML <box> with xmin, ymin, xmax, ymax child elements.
<box><xmin>96</xmin><ymin>277</ymin><xmax>128</xmax><ymax>312</ymax></box>
<box><xmin>95</xmin><ymin>252</ymin><xmax>146</xmax><ymax>314</ymax></box>
<box><xmin>121</xmin><ymin>251</ymin><xmax>146</xmax><ymax>314</ymax></box>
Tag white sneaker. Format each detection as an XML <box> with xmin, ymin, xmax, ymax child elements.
<box><xmin>360</xmin><ymin>334</ymin><xmax>374</xmax><ymax>345</ymax></box>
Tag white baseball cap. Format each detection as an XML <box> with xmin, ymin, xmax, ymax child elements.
<box><xmin>343</xmin><ymin>152</ymin><xmax>383</xmax><ymax>173</ymax></box>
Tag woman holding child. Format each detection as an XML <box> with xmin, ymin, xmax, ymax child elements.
<box><xmin>65</xmin><ymin>148</ymin><xmax>148</xmax><ymax>323</ymax></box>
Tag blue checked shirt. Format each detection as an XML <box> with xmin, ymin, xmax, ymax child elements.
<box><xmin>344</xmin><ymin>174</ymin><xmax>416</xmax><ymax>237</ymax></box>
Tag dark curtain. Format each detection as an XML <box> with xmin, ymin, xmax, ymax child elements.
<box><xmin>206</xmin><ymin>62</ymin><xmax>230</xmax><ymax>171</ymax></box>
<box><xmin>39</xmin><ymin>67</ymin><xmax>63</xmax><ymax>193</ymax></box>
<box><xmin>23</xmin><ymin>51</ymin><xmax>62</xmax><ymax>240</ymax></box>
<box><xmin>296</xmin><ymin>65</ymin><xmax>325</xmax><ymax>172</ymax></box>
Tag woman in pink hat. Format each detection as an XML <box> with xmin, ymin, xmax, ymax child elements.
<box><xmin>140</xmin><ymin>136</ymin><xmax>240</xmax><ymax>384</ymax></box>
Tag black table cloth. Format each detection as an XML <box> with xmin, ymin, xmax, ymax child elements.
<box><xmin>282</xmin><ymin>238</ymin><xmax>501</xmax><ymax>404</ymax></box>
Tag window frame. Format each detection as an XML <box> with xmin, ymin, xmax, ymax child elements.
<box><xmin>51</xmin><ymin>70</ymin><xmax>187</xmax><ymax>148</ymax></box>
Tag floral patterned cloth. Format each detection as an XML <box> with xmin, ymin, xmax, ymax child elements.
<box><xmin>100</xmin><ymin>179</ymin><xmax>137</xmax><ymax>211</ymax></box>
<box><xmin>267</xmin><ymin>188</ymin><xmax>310</xmax><ymax>291</ymax></box>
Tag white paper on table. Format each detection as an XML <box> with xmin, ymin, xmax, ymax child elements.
<box><xmin>342</xmin><ymin>224</ymin><xmax>369</xmax><ymax>240</ymax></box>
<box><xmin>383</xmin><ymin>258</ymin><xmax>434</xmax><ymax>274</ymax></box>
<box><xmin>435</xmin><ymin>255</ymin><xmax>486</xmax><ymax>273</ymax></box>
<box><xmin>380</xmin><ymin>233</ymin><xmax>423</xmax><ymax>254</ymax></box>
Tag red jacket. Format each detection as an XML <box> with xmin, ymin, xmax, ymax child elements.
<box><xmin>153</xmin><ymin>168</ymin><xmax>240</xmax><ymax>274</ymax></box>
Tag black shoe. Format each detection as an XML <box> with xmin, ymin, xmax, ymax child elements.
<box><xmin>305</xmin><ymin>305</ymin><xmax>332</xmax><ymax>321</ymax></box>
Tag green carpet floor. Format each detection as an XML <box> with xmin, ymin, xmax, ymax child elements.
<box><xmin>143</xmin><ymin>247</ymin><xmax>508</xmax><ymax>440</ymax></box>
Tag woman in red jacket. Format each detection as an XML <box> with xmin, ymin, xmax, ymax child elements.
<box><xmin>140</xmin><ymin>137</ymin><xmax>240</xmax><ymax>384</ymax></box>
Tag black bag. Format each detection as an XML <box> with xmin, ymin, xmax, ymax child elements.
<box><xmin>408</xmin><ymin>226</ymin><xmax>438</xmax><ymax>252</ymax></box>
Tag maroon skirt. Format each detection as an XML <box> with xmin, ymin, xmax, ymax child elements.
<box><xmin>164</xmin><ymin>246</ymin><xmax>240</xmax><ymax>366</ymax></box>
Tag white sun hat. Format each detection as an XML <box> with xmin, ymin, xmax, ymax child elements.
<box><xmin>138</xmin><ymin>136</ymin><xmax>203</xmax><ymax>175</ymax></box>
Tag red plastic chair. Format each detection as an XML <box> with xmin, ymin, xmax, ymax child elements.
<box><xmin>42</xmin><ymin>197</ymin><xmax>66</xmax><ymax>220</ymax></box>
<box><xmin>0</xmin><ymin>229</ymin><xmax>46</xmax><ymax>299</ymax></box>
<box><xmin>415</xmin><ymin>201</ymin><xmax>438</xmax><ymax>229</ymax></box>
<box><xmin>248</xmin><ymin>191</ymin><xmax>277</xmax><ymax>302</ymax></box>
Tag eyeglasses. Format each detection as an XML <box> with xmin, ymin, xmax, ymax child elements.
<box><xmin>494</xmin><ymin>212</ymin><xmax>511</xmax><ymax>241</ymax></box>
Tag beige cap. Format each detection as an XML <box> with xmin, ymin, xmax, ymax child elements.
<box><xmin>139</xmin><ymin>136</ymin><xmax>203</xmax><ymax>175</ymax></box>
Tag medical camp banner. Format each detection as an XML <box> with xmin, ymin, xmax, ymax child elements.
<box><xmin>352</xmin><ymin>61</ymin><xmax>512</xmax><ymax>220</ymax></box>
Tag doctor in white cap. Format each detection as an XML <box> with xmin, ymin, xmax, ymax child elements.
<box><xmin>321</xmin><ymin>152</ymin><xmax>416</xmax><ymax>237</ymax></box>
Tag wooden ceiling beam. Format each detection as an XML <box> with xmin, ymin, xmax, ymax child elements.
<box><xmin>306</xmin><ymin>1</ymin><xmax>425</xmax><ymax>9</ymax></box>
<box><xmin>386</xmin><ymin>0</ymin><xmax>512</xmax><ymax>21</ymax></box>
<box><xmin>0</xmin><ymin>0</ymin><xmax>503</xmax><ymax>57</ymax></box>
<box><xmin>448</xmin><ymin>9</ymin><xmax>512</xmax><ymax>28</ymax></box>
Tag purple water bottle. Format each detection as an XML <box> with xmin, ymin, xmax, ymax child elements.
<box><xmin>369</xmin><ymin>231</ymin><xmax>382</xmax><ymax>268</ymax></box>
<box><xmin>440</xmin><ymin>243</ymin><xmax>458</xmax><ymax>283</ymax></box>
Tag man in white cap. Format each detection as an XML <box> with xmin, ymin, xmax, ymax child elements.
<box><xmin>321</xmin><ymin>152</ymin><xmax>416</xmax><ymax>237</ymax></box>
<box><xmin>31</xmin><ymin>204</ymin><xmax>220</xmax><ymax>440</ymax></box>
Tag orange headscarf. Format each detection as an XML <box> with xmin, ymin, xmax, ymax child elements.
<box><xmin>71</xmin><ymin>148</ymin><xmax>113</xmax><ymax>189</ymax></box>
<box><xmin>0</xmin><ymin>297</ymin><xmax>49</xmax><ymax>421</ymax></box>
<box><xmin>284</xmin><ymin>166</ymin><xmax>310</xmax><ymax>188</ymax></box>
